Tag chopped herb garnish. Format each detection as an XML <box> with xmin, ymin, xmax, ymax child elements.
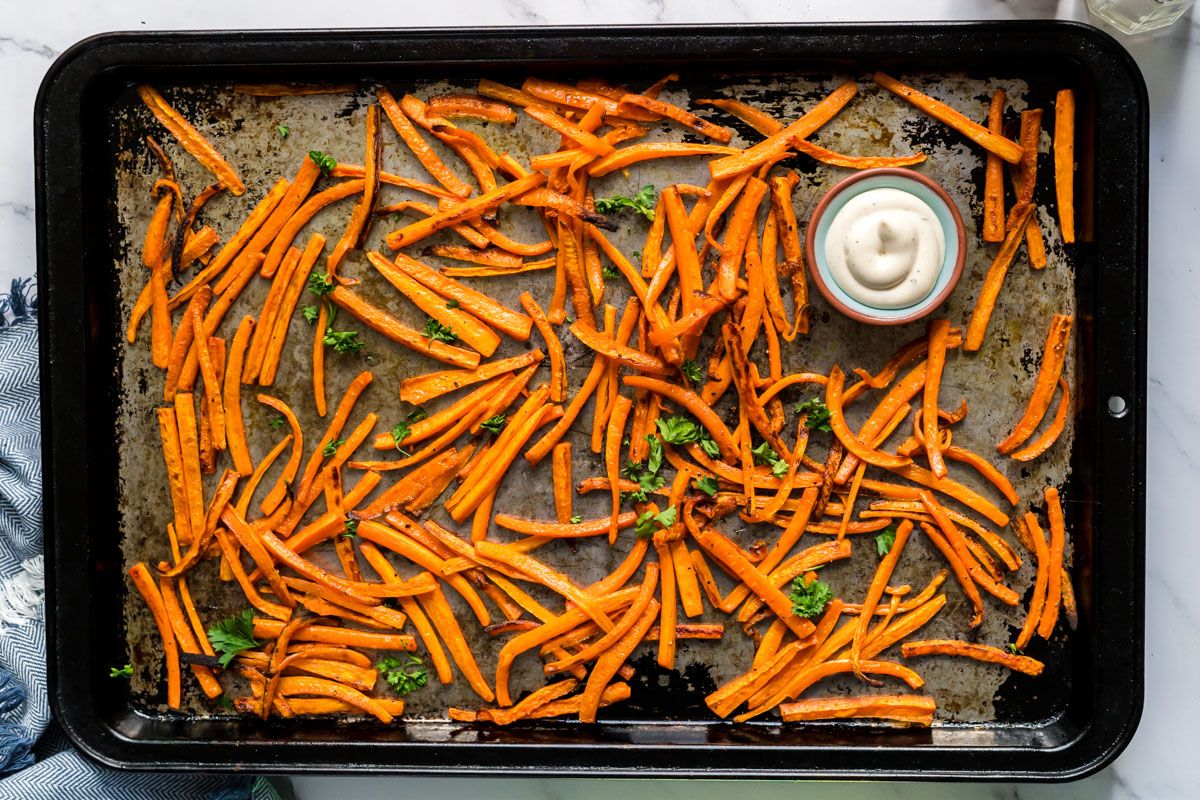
<box><xmin>268</xmin><ymin>414</ymin><xmax>286</xmax><ymax>431</ymax></box>
<box><xmin>322</xmin><ymin>438</ymin><xmax>345</xmax><ymax>458</ymax></box>
<box><xmin>695</xmin><ymin>475</ymin><xmax>719</xmax><ymax>497</ymax></box>
<box><xmin>109</xmin><ymin>664</ymin><xmax>132</xmax><ymax>679</ymax></box>
<box><xmin>601</xmin><ymin>264</ymin><xmax>619</xmax><ymax>280</ymax></box>
<box><xmin>446</xmin><ymin>299</ymin><xmax>461</xmax><ymax>309</ymax></box>
<box><xmin>595</xmin><ymin>185</ymin><xmax>656</xmax><ymax>221</ymax></box>
<box><xmin>635</xmin><ymin>506</ymin><xmax>677</xmax><ymax>539</ymax></box>
<box><xmin>795</xmin><ymin>398</ymin><xmax>833</xmax><ymax>432</ymax></box>
<box><xmin>875</xmin><ymin>524</ymin><xmax>898</xmax><ymax>556</ymax></box>
<box><xmin>656</xmin><ymin>415</ymin><xmax>704</xmax><ymax>446</ymax></box>
<box><xmin>277</xmin><ymin>124</ymin><xmax>289</xmax><ymax>139</ymax></box>
<box><xmin>342</xmin><ymin>517</ymin><xmax>359</xmax><ymax>538</ymax></box>
<box><xmin>301</xmin><ymin>304</ymin><xmax>320</xmax><ymax>324</ymax></box>
<box><xmin>480</xmin><ymin>414</ymin><xmax>507</xmax><ymax>435</ymax></box>
<box><xmin>681</xmin><ymin>359</ymin><xmax>703</xmax><ymax>383</ymax></box>
<box><xmin>421</xmin><ymin>317</ymin><xmax>457</xmax><ymax>343</ymax></box>
<box><xmin>323</xmin><ymin>329</ymin><xmax>363</xmax><ymax>353</ymax></box>
<box><xmin>390</xmin><ymin>409</ymin><xmax>428</xmax><ymax>452</ymax></box>
<box><xmin>308</xmin><ymin>149</ymin><xmax>337</xmax><ymax>174</ymax></box>
<box><xmin>377</xmin><ymin>654</ymin><xmax>428</xmax><ymax>695</ymax></box>
<box><xmin>698</xmin><ymin>432</ymin><xmax>721</xmax><ymax>459</ymax></box>
<box><xmin>645</xmin><ymin>434</ymin><xmax>664</xmax><ymax>474</ymax></box>
<box><xmin>207</xmin><ymin>610</ymin><xmax>258</xmax><ymax>668</ymax></box>
<box><xmin>751</xmin><ymin>441</ymin><xmax>789</xmax><ymax>477</ymax></box>
<box><xmin>789</xmin><ymin>576</ymin><xmax>833</xmax><ymax>619</ymax></box>
<box><xmin>570</xmin><ymin>514</ymin><xmax>583</xmax><ymax>525</ymax></box>
<box><xmin>1006</xmin><ymin>643</ymin><xmax>1022</xmax><ymax>655</ymax></box>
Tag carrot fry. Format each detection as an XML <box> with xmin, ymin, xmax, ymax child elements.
<box><xmin>1038</xmin><ymin>487</ymin><xmax>1067</xmax><ymax>639</ymax></box>
<box><xmin>852</xmin><ymin>520</ymin><xmax>913</xmax><ymax>676</ymax></box>
<box><xmin>786</xmin><ymin>136</ymin><xmax>925</xmax><ymax>168</ymax></box>
<box><xmin>997</xmin><ymin>315</ymin><xmax>1073</xmax><ymax>454</ymax></box>
<box><xmin>578</xmin><ymin>599</ymin><xmax>659</xmax><ymax>722</ymax></box>
<box><xmin>377</xmin><ymin>87</ymin><xmax>472</xmax><ymax>198</ymax></box>
<box><xmin>983</xmin><ymin>90</ymin><xmax>1007</xmax><ymax>242</ymax></box>
<box><xmin>327</xmin><ymin>103</ymin><xmax>382</xmax><ymax>278</ymax></box>
<box><xmin>963</xmin><ymin>202</ymin><xmax>1035</xmax><ymax>351</ymax></box>
<box><xmin>1054</xmin><ymin>89</ymin><xmax>1076</xmax><ymax>243</ymax></box>
<box><xmin>551</xmin><ymin>442</ymin><xmax>573</xmax><ymax>524</ymax></box>
<box><xmin>128</xmin><ymin>563</ymin><xmax>182</xmax><ymax>708</ymax></box>
<box><xmin>385</xmin><ymin>173</ymin><xmax>546</xmax><ymax>249</ymax></box>
<box><xmin>259</xmin><ymin>234</ymin><xmax>323</xmax><ymax>386</ymax></box>
<box><xmin>328</xmin><ymin>286</ymin><xmax>481</xmax><ymax>369</ymax></box>
<box><xmin>695</xmin><ymin>97</ymin><xmax>783</xmax><ymax>136</ymax></box>
<box><xmin>708</xmin><ymin>80</ymin><xmax>858</xmax><ymax>180</ymax></box>
<box><xmin>902</xmin><ymin>639</ymin><xmax>1044</xmax><ymax>676</ymax></box>
<box><xmin>618</xmin><ymin>93</ymin><xmax>733</xmax><ymax>142</ymax></box>
<box><xmin>137</xmin><ymin>85</ymin><xmax>244</xmax><ymax>194</ymax></box>
<box><xmin>923</xmin><ymin>318</ymin><xmax>951</xmax><ymax>479</ymax></box>
<box><xmin>428</xmin><ymin>94</ymin><xmax>517</xmax><ymax>123</ymax></box>
<box><xmin>398</xmin><ymin>350</ymin><xmax>542</xmax><ymax>406</ymax></box>
<box><xmin>826</xmin><ymin>366</ymin><xmax>912</xmax><ymax>470</ymax></box>
<box><xmin>420</xmin><ymin>584</ymin><xmax>496</xmax><ymax>702</ymax></box>
<box><xmin>521</xmin><ymin>292</ymin><xmax>565</xmax><ymax>402</ymax></box>
<box><xmin>1011</xmin><ymin>378</ymin><xmax>1070</xmax><ymax>462</ymax></box>
<box><xmin>873</xmin><ymin>73</ymin><xmax>1023</xmax><ymax>163</ymax></box>
<box><xmin>779</xmin><ymin>694</ymin><xmax>936</xmax><ymax>725</ymax></box>
<box><xmin>588</xmin><ymin>143</ymin><xmax>738</xmax><ymax>178</ymax></box>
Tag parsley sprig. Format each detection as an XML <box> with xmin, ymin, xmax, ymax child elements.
<box><xmin>207</xmin><ymin>610</ymin><xmax>258</xmax><ymax>668</ymax></box>
<box><xmin>795</xmin><ymin>398</ymin><xmax>833</xmax><ymax>432</ymax></box>
<box><xmin>595</xmin><ymin>185</ymin><xmax>656</xmax><ymax>221</ymax></box>
<box><xmin>751</xmin><ymin>441</ymin><xmax>789</xmax><ymax>477</ymax></box>
<box><xmin>391</xmin><ymin>409</ymin><xmax>429</xmax><ymax>454</ymax></box>
<box><xmin>421</xmin><ymin>318</ymin><xmax>457</xmax><ymax>343</ymax></box>
<box><xmin>875</xmin><ymin>524</ymin><xmax>898</xmax><ymax>556</ymax></box>
<box><xmin>789</xmin><ymin>576</ymin><xmax>833</xmax><ymax>619</ymax></box>
<box><xmin>309</xmin><ymin>150</ymin><xmax>337</xmax><ymax>174</ymax></box>
<box><xmin>377</xmin><ymin>655</ymin><xmax>428</xmax><ymax>695</ymax></box>
<box><xmin>109</xmin><ymin>664</ymin><xmax>132</xmax><ymax>679</ymax></box>
<box><xmin>635</xmin><ymin>506</ymin><xmax>677</xmax><ymax>539</ymax></box>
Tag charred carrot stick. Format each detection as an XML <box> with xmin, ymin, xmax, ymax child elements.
<box><xmin>419</xmin><ymin>584</ymin><xmax>496</xmax><ymax>701</ymax></box>
<box><xmin>716</xmin><ymin>178</ymin><xmax>768</xmax><ymax>302</ymax></box>
<box><xmin>428</xmin><ymin>94</ymin><xmax>517</xmax><ymax>123</ymax></box>
<box><xmin>571</xmin><ymin>322</ymin><xmax>672</xmax><ymax>377</ymax></box>
<box><xmin>253</xmin><ymin>618</ymin><xmax>417</xmax><ymax>652</ymax></box>
<box><xmin>393</xmin><ymin>253</ymin><xmax>532</xmax><ymax>341</ymax></box>
<box><xmin>157</xmin><ymin>576</ymin><xmax>223</xmax><ymax>698</ymax></box>
<box><xmin>903</xmin><ymin>639</ymin><xmax>1044</xmax><ymax>676</ymax></box>
<box><xmin>577</xmin><ymin>598</ymin><xmax>659</xmax><ymax>722</ymax></box>
<box><xmin>1038</xmin><ymin>487</ymin><xmax>1067</xmax><ymax>639</ymax></box>
<box><xmin>873</xmin><ymin>73</ymin><xmax>1023</xmax><ymax>163</ymax></box>
<box><xmin>826</xmin><ymin>366</ymin><xmax>912</xmax><ymax>470</ymax></box>
<box><xmin>218</xmin><ymin>316</ymin><xmax>255</xmax><ymax>475</ymax></box>
<box><xmin>618</xmin><ymin>93</ymin><xmax>733</xmax><ymax>143</ymax></box>
<box><xmin>963</xmin><ymin>202</ymin><xmax>1034</xmax><ymax>351</ymax></box>
<box><xmin>695</xmin><ymin>97</ymin><xmax>783</xmax><ymax>136</ymax></box>
<box><xmin>328</xmin><ymin>286</ymin><xmax>481</xmax><ymax>370</ymax></box>
<box><xmin>551</xmin><ymin>442</ymin><xmax>573</xmax><ymax>524</ymax></box>
<box><xmin>328</xmin><ymin>104</ymin><xmax>382</xmax><ymax>280</ymax></box>
<box><xmin>398</xmin><ymin>349</ymin><xmax>542</xmax><ymax>406</ymax></box>
<box><xmin>923</xmin><ymin>318</ymin><xmax>951</xmax><ymax>479</ymax></box>
<box><xmin>605</xmin><ymin>395</ymin><xmax>633</xmax><ymax>544</ymax></box>
<box><xmin>475</xmin><ymin>540</ymin><xmax>613</xmax><ymax>633</ymax></box>
<box><xmin>851</xmin><ymin>520</ymin><xmax>913</xmax><ymax>675</ymax></box>
<box><xmin>1012</xmin><ymin>109</ymin><xmax>1047</xmax><ymax>268</ymax></box>
<box><xmin>128</xmin><ymin>563</ymin><xmax>182</xmax><ymax>708</ymax></box>
<box><xmin>520</xmin><ymin>292</ymin><xmax>565</xmax><ymax>402</ymax></box>
<box><xmin>779</xmin><ymin>694</ymin><xmax>936</xmax><ymax>725</ymax></box>
<box><xmin>997</xmin><ymin>315</ymin><xmax>1073</xmax><ymax>454</ymax></box>
<box><xmin>430</xmin><ymin>244</ymin><xmax>521</xmax><ymax>269</ymax></box>
<box><xmin>708</xmin><ymin>80</ymin><xmax>858</xmax><ymax>180</ymax></box>
<box><xmin>919</xmin><ymin>521</ymin><xmax>983</xmax><ymax>628</ymax></box>
<box><xmin>137</xmin><ymin>85</ymin><xmax>244</xmax><ymax>194</ymax></box>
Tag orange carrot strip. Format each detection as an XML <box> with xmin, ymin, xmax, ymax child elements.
<box><xmin>998</xmin><ymin>315</ymin><xmax>1073</xmax><ymax>454</ymax></box>
<box><xmin>521</xmin><ymin>292</ymin><xmax>565</xmax><ymax>401</ymax></box>
<box><xmin>475</xmin><ymin>540</ymin><xmax>613</xmax><ymax>633</ymax></box>
<box><xmin>787</xmin><ymin>136</ymin><xmax>925</xmax><ymax>168</ymax></box>
<box><xmin>128</xmin><ymin>563</ymin><xmax>182</xmax><ymax>708</ymax></box>
<box><xmin>695</xmin><ymin>97</ymin><xmax>783</xmax><ymax>136</ymax></box>
<box><xmin>551</xmin><ymin>442</ymin><xmax>573</xmax><ymax>524</ymax></box>
<box><xmin>826</xmin><ymin>366</ymin><xmax>912</xmax><ymax>470</ymax></box>
<box><xmin>260</xmin><ymin>177</ymin><xmax>362</xmax><ymax>278</ymax></box>
<box><xmin>1054</xmin><ymin>89</ymin><xmax>1076</xmax><ymax>243</ymax></box>
<box><xmin>211</xmin><ymin>529</ymin><xmax>290</xmax><ymax>620</ymax></box>
<box><xmin>605</xmin><ymin>396</ymin><xmax>634</xmax><ymax>544</ymax></box>
<box><xmin>173</xmin><ymin>393</ymin><xmax>204</xmax><ymax>546</ymax></box>
<box><xmin>218</xmin><ymin>316</ymin><xmax>255</xmax><ymax>475</ymax></box>
<box><xmin>373</xmin><ymin>376</ymin><xmax>507</xmax><ymax>451</ymax></box>
<box><xmin>1011</xmin><ymin>378</ymin><xmax>1070</xmax><ymax>462</ymax></box>
<box><xmin>398</xmin><ymin>349</ymin><xmax>542</xmax><ymax>406</ymax></box>
<box><xmin>903</xmin><ymin>639</ymin><xmax>1044</xmax><ymax>676</ymax></box>
<box><xmin>1038</xmin><ymin>487</ymin><xmax>1067</xmax><ymax>639</ymax></box>
<box><xmin>327</xmin><ymin>104</ymin><xmax>382</xmax><ymax>278</ymax></box>
<box><xmin>328</xmin><ymin>286</ymin><xmax>480</xmax><ymax>369</ymax></box>
<box><xmin>618</xmin><ymin>93</ymin><xmax>733</xmax><ymax>142</ymax></box>
<box><xmin>923</xmin><ymin>318</ymin><xmax>951</xmax><ymax>479</ymax></box>
<box><xmin>873</xmin><ymin>73</ymin><xmax>1023</xmax><ymax>163</ymax></box>
<box><xmin>428</xmin><ymin>94</ymin><xmax>517</xmax><ymax>123</ymax></box>
<box><xmin>716</xmin><ymin>178</ymin><xmax>768</xmax><ymax>302</ymax></box>
<box><xmin>587</xmin><ymin>142</ymin><xmax>737</xmax><ymax>178</ymax></box>
<box><xmin>259</xmin><ymin>234</ymin><xmax>324</xmax><ymax>386</ymax></box>
<box><xmin>851</xmin><ymin>520</ymin><xmax>913</xmax><ymax>673</ymax></box>
<box><xmin>708</xmin><ymin>81</ymin><xmax>858</xmax><ymax>180</ymax></box>
<box><xmin>419</xmin><ymin>583</ymin><xmax>496</xmax><ymax>701</ymax></box>
<box><xmin>385</xmin><ymin>173</ymin><xmax>546</xmax><ymax>249</ymax></box>
<box><xmin>779</xmin><ymin>694</ymin><xmax>936</xmax><ymax>725</ymax></box>
<box><xmin>983</xmin><ymin>90</ymin><xmax>1007</xmax><ymax>242</ymax></box>
<box><xmin>963</xmin><ymin>202</ymin><xmax>1035</xmax><ymax>351</ymax></box>
<box><xmin>377</xmin><ymin>87</ymin><xmax>472</xmax><ymax>198</ymax></box>
<box><xmin>524</xmin><ymin>104</ymin><xmax>614</xmax><ymax>156</ymax></box>
<box><xmin>312</xmin><ymin>302</ymin><xmax>328</xmax><ymax>416</ymax></box>
<box><xmin>253</xmin><ymin>618</ymin><xmax>416</xmax><ymax>652</ymax></box>
<box><xmin>921</xmin><ymin>492</ymin><xmax>1017</xmax><ymax>605</ymax></box>
<box><xmin>920</xmin><ymin>520</ymin><xmax>984</xmax><ymax>628</ymax></box>
<box><xmin>578</xmin><ymin>598</ymin><xmax>659</xmax><ymax>722</ymax></box>
<box><xmin>137</xmin><ymin>85</ymin><xmax>244</xmax><ymax>194</ymax></box>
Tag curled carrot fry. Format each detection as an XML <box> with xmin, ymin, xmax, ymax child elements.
<box><xmin>997</xmin><ymin>315</ymin><xmax>1073</xmax><ymax>454</ymax></box>
<box><xmin>902</xmin><ymin>639</ymin><xmax>1044</xmax><ymax>676</ymax></box>
<box><xmin>137</xmin><ymin>85</ymin><xmax>244</xmax><ymax>194</ymax></box>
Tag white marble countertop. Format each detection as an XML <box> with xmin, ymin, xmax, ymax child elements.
<box><xmin>8</xmin><ymin>0</ymin><xmax>1196</xmax><ymax>797</ymax></box>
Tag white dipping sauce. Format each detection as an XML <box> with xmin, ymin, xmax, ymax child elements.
<box><xmin>823</xmin><ymin>187</ymin><xmax>945</xmax><ymax>309</ymax></box>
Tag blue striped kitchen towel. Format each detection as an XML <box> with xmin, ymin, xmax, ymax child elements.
<box><xmin>0</xmin><ymin>312</ymin><xmax>283</xmax><ymax>800</ymax></box>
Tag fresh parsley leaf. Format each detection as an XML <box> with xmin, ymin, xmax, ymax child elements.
<box><xmin>695</xmin><ymin>476</ymin><xmax>719</xmax><ymax>497</ymax></box>
<box><xmin>109</xmin><ymin>664</ymin><xmax>132</xmax><ymax>679</ymax></box>
<box><xmin>594</xmin><ymin>185</ymin><xmax>656</xmax><ymax>221</ymax></box>
<box><xmin>323</xmin><ymin>438</ymin><xmax>345</xmax><ymax>458</ymax></box>
<box><xmin>698</xmin><ymin>432</ymin><xmax>721</xmax><ymax>459</ymax></box>
<box><xmin>645</xmin><ymin>435</ymin><xmax>664</xmax><ymax>474</ymax></box>
<box><xmin>480</xmin><ymin>414</ymin><xmax>507</xmax><ymax>435</ymax></box>
<box><xmin>789</xmin><ymin>577</ymin><xmax>833</xmax><ymax>618</ymax></box>
<box><xmin>632</xmin><ymin>250</ymin><xmax>642</xmax><ymax>261</ymax></box>
<box><xmin>309</xmin><ymin>149</ymin><xmax>337</xmax><ymax>174</ymax></box>
<box><xmin>307</xmin><ymin>272</ymin><xmax>334</xmax><ymax>297</ymax></box>
<box><xmin>323</xmin><ymin>329</ymin><xmax>363</xmax><ymax>353</ymax></box>
<box><xmin>1006</xmin><ymin>643</ymin><xmax>1022</xmax><ymax>655</ymax></box>
<box><xmin>377</xmin><ymin>654</ymin><xmax>428</xmax><ymax>695</ymax></box>
<box><xmin>207</xmin><ymin>610</ymin><xmax>258</xmax><ymax>668</ymax></box>
<box><xmin>342</xmin><ymin>516</ymin><xmax>359</xmax><ymax>538</ymax></box>
<box><xmin>421</xmin><ymin>317</ymin><xmax>457</xmax><ymax>343</ymax></box>
<box><xmin>601</xmin><ymin>264</ymin><xmax>619</xmax><ymax>280</ymax></box>
<box><xmin>268</xmin><ymin>414</ymin><xmax>286</xmax><ymax>431</ymax></box>
<box><xmin>875</xmin><ymin>524</ymin><xmax>898</xmax><ymax>556</ymax></box>
<box><xmin>681</xmin><ymin>359</ymin><xmax>703</xmax><ymax>383</ymax></box>
<box><xmin>444</xmin><ymin>298</ymin><xmax>462</xmax><ymax>309</ymax></box>
<box><xmin>656</xmin><ymin>416</ymin><xmax>703</xmax><ymax>446</ymax></box>
<box><xmin>751</xmin><ymin>441</ymin><xmax>788</xmax><ymax>476</ymax></box>
<box><xmin>620</xmin><ymin>459</ymin><xmax>667</xmax><ymax>503</ymax></box>
<box><xmin>570</xmin><ymin>514</ymin><xmax>583</xmax><ymax>524</ymax></box>
<box><xmin>390</xmin><ymin>409</ymin><xmax>428</xmax><ymax>452</ymax></box>
<box><xmin>277</xmin><ymin>124</ymin><xmax>289</xmax><ymax>139</ymax></box>
<box><xmin>795</xmin><ymin>398</ymin><xmax>833</xmax><ymax>432</ymax></box>
<box><xmin>301</xmin><ymin>304</ymin><xmax>320</xmax><ymax>324</ymax></box>
<box><xmin>218</xmin><ymin>694</ymin><xmax>235</xmax><ymax>710</ymax></box>
<box><xmin>635</xmin><ymin>506</ymin><xmax>676</xmax><ymax>539</ymax></box>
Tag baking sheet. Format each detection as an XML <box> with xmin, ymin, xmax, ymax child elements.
<box><xmin>111</xmin><ymin>70</ymin><xmax>1075</xmax><ymax>726</ymax></box>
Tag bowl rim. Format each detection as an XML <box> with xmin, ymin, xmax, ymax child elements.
<box><xmin>804</xmin><ymin>167</ymin><xmax>967</xmax><ymax>326</ymax></box>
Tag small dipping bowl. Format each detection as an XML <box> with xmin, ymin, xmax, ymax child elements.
<box><xmin>805</xmin><ymin>167</ymin><xmax>966</xmax><ymax>326</ymax></box>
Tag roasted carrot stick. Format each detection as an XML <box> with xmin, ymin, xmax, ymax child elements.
<box><xmin>786</xmin><ymin>137</ymin><xmax>926</xmax><ymax>168</ymax></box>
<box><xmin>997</xmin><ymin>315</ymin><xmax>1073</xmax><ymax>454</ymax></box>
<box><xmin>1054</xmin><ymin>89</ymin><xmax>1076</xmax><ymax>243</ymax></box>
<box><xmin>377</xmin><ymin>87</ymin><xmax>472</xmax><ymax>198</ymax></box>
<box><xmin>1011</xmin><ymin>378</ymin><xmax>1070</xmax><ymax>462</ymax></box>
<box><xmin>328</xmin><ymin>103</ymin><xmax>382</xmax><ymax>279</ymax></box>
<box><xmin>385</xmin><ymin>173</ymin><xmax>546</xmax><ymax>249</ymax></box>
<box><xmin>328</xmin><ymin>286</ymin><xmax>481</xmax><ymax>370</ymax></box>
<box><xmin>963</xmin><ymin>202</ymin><xmax>1034</xmax><ymax>352</ymax></box>
<box><xmin>551</xmin><ymin>442</ymin><xmax>573</xmax><ymax>524</ymax></box>
<box><xmin>578</xmin><ymin>599</ymin><xmax>659</xmax><ymax>722</ymax></box>
<box><xmin>1038</xmin><ymin>487</ymin><xmax>1067</xmax><ymax>639</ymax></box>
<box><xmin>923</xmin><ymin>318</ymin><xmax>951</xmax><ymax>479</ymax></box>
<box><xmin>982</xmin><ymin>90</ymin><xmax>1007</xmax><ymax>242</ymax></box>
<box><xmin>398</xmin><ymin>349</ymin><xmax>542</xmax><ymax>406</ymax></box>
<box><xmin>419</xmin><ymin>584</ymin><xmax>496</xmax><ymax>701</ymax></box>
<box><xmin>903</xmin><ymin>639</ymin><xmax>1044</xmax><ymax>676</ymax></box>
<box><xmin>520</xmin><ymin>292</ymin><xmax>565</xmax><ymax>402</ymax></box>
<box><xmin>393</xmin><ymin>252</ymin><xmax>533</xmax><ymax>340</ymax></box>
<box><xmin>779</xmin><ymin>694</ymin><xmax>936</xmax><ymax>725</ymax></box>
<box><xmin>137</xmin><ymin>85</ymin><xmax>245</xmax><ymax>194</ymax></box>
<box><xmin>128</xmin><ymin>562</ymin><xmax>182</xmax><ymax>708</ymax></box>
<box><xmin>618</xmin><ymin>93</ymin><xmax>733</xmax><ymax>143</ymax></box>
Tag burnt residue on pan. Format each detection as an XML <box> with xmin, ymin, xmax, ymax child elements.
<box><xmin>110</xmin><ymin>70</ymin><xmax>1075</xmax><ymax>728</ymax></box>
